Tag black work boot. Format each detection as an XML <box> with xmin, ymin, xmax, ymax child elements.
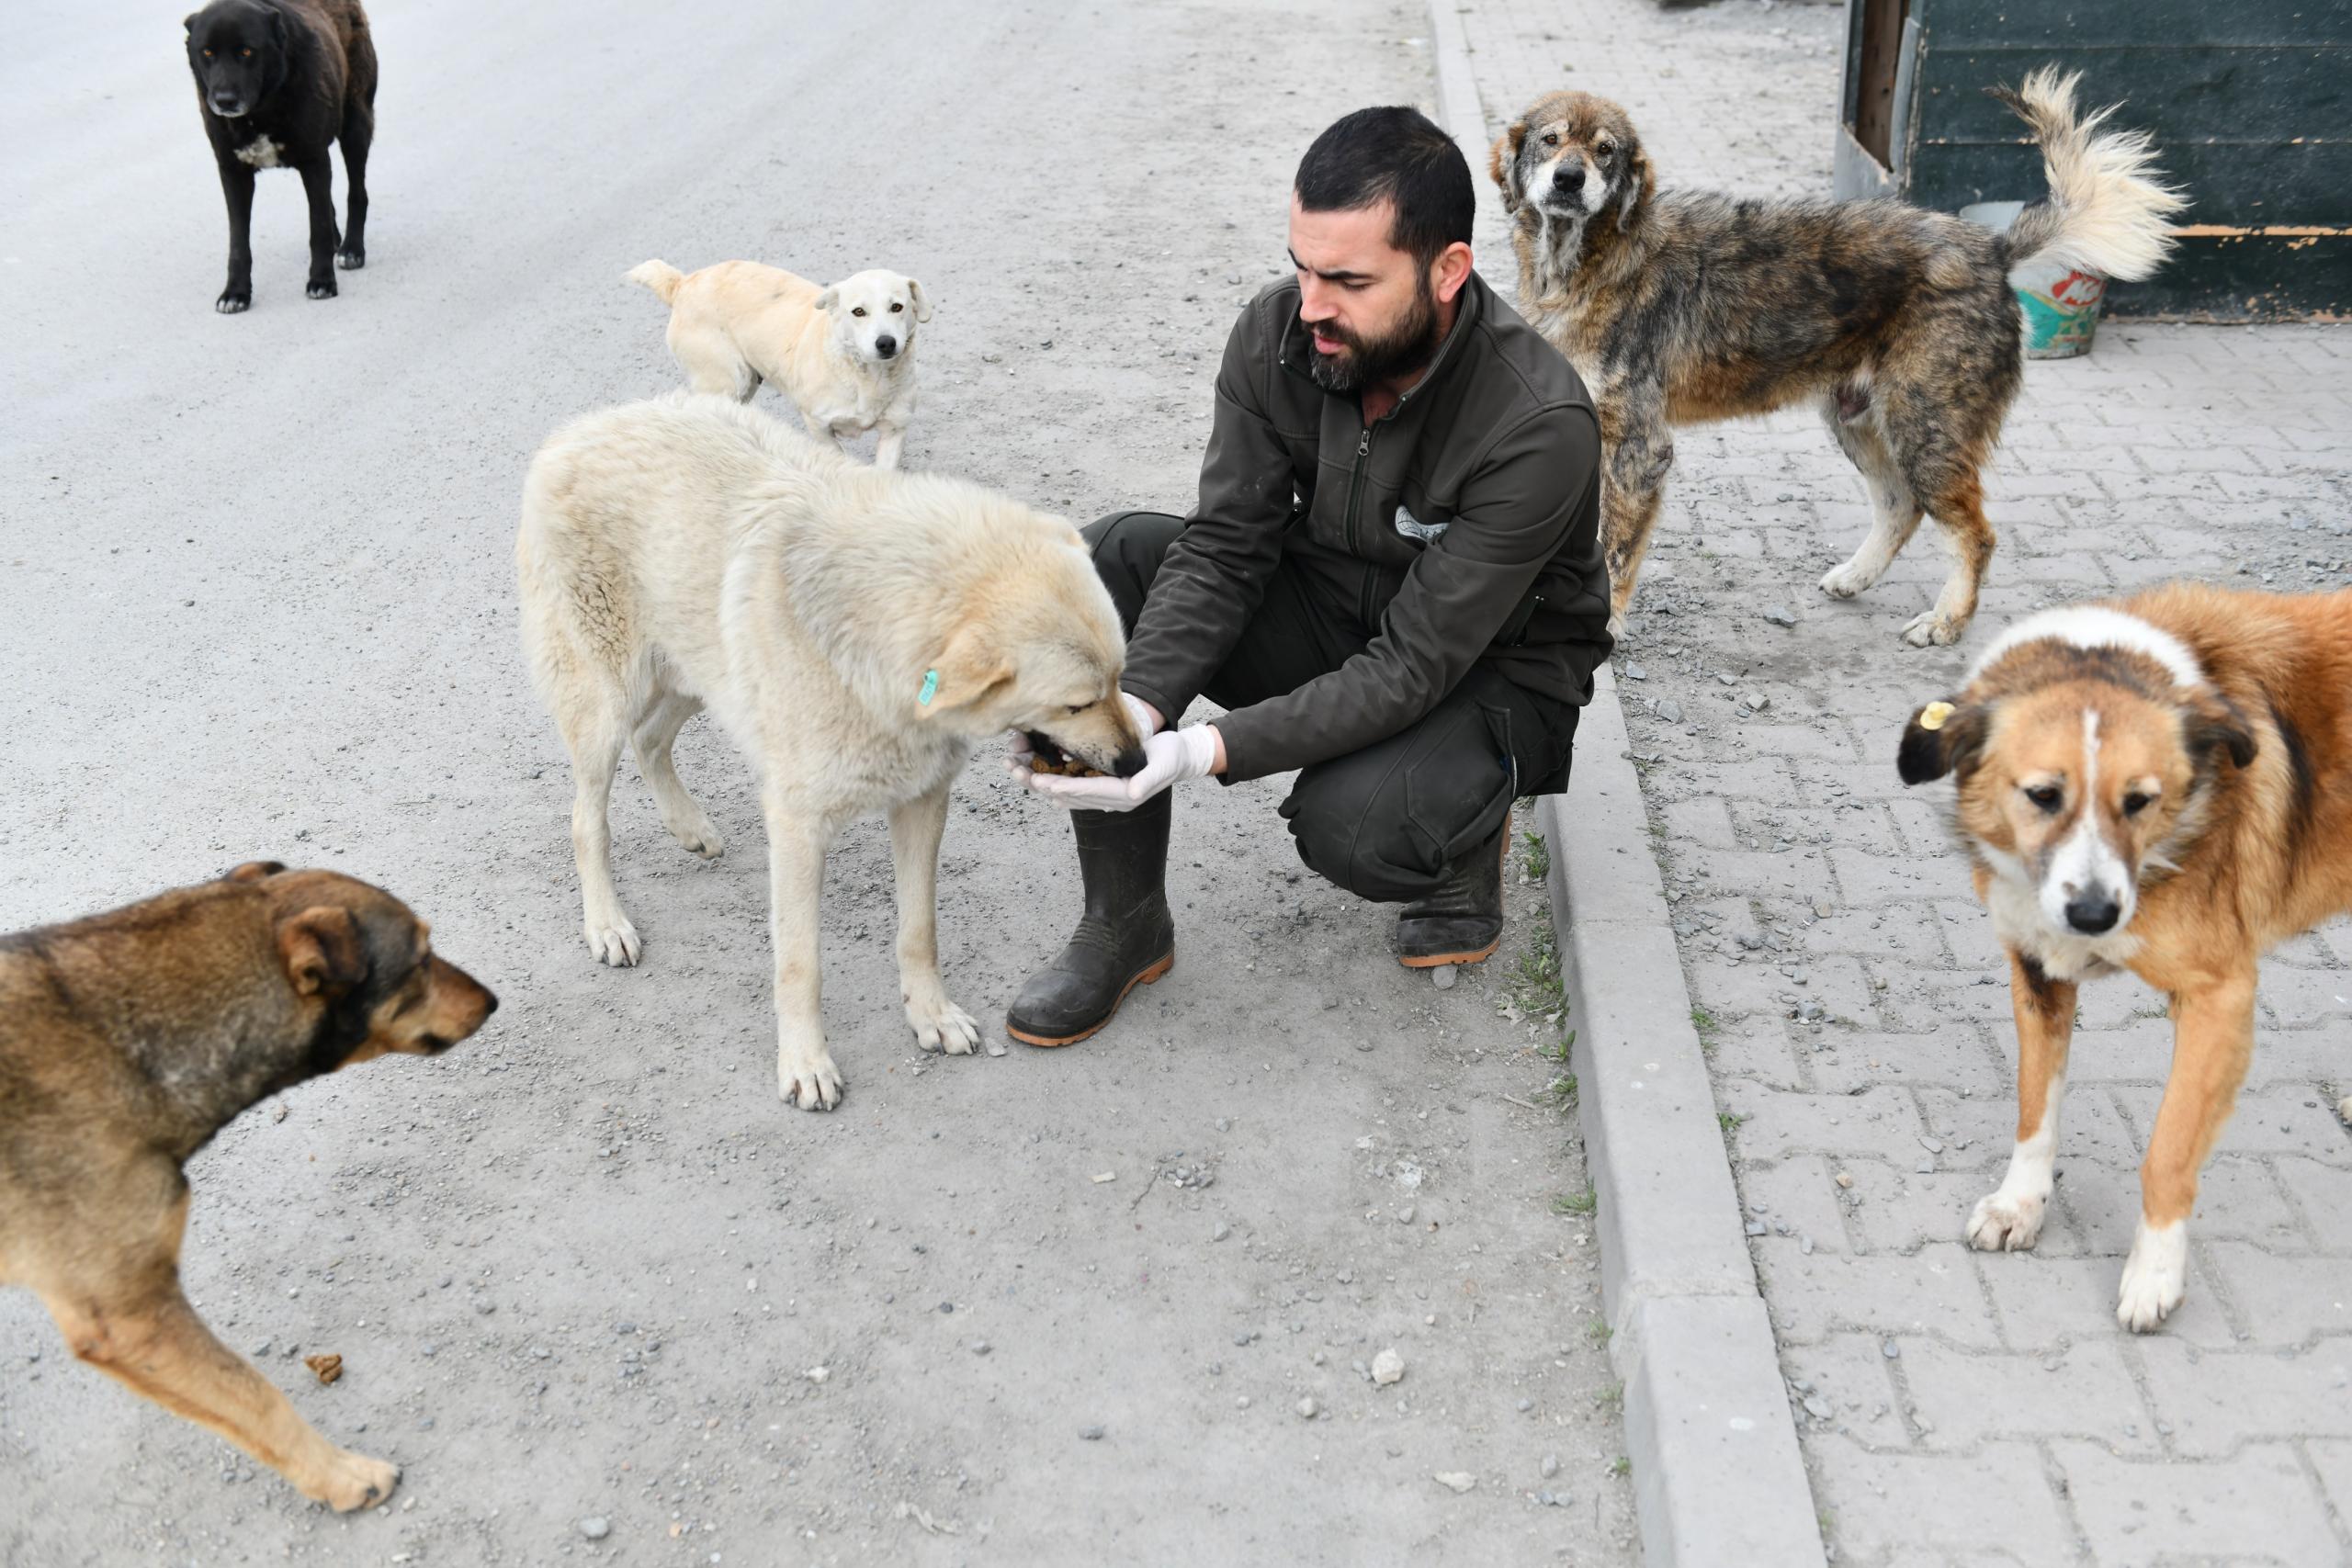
<box><xmin>1005</xmin><ymin>792</ymin><xmax>1175</xmax><ymax>1046</ymax></box>
<box><xmin>1395</xmin><ymin>826</ymin><xmax>1509</xmax><ymax>967</ymax></box>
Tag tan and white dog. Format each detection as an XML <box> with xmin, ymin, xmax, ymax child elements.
<box><xmin>1899</xmin><ymin>585</ymin><xmax>2352</xmax><ymax>1329</ymax></box>
<box><xmin>516</xmin><ymin>395</ymin><xmax>1144</xmax><ymax>1111</ymax></box>
<box><xmin>626</xmin><ymin>259</ymin><xmax>931</xmax><ymax>468</ymax></box>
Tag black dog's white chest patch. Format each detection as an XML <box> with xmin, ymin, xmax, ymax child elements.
<box><xmin>233</xmin><ymin>136</ymin><xmax>283</xmax><ymax>169</ymax></box>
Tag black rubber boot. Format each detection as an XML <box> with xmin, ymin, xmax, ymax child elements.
<box><xmin>1005</xmin><ymin>792</ymin><xmax>1175</xmax><ymax>1046</ymax></box>
<box><xmin>1395</xmin><ymin>826</ymin><xmax>1508</xmax><ymax>967</ymax></box>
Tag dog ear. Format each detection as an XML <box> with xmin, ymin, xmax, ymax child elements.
<box><xmin>906</xmin><ymin>278</ymin><xmax>933</xmax><ymax>323</ymax></box>
<box><xmin>2181</xmin><ymin>689</ymin><xmax>2257</xmax><ymax>772</ymax></box>
<box><xmin>813</xmin><ymin>285</ymin><xmax>838</xmax><ymax>313</ymax></box>
<box><xmin>916</xmin><ymin>624</ymin><xmax>1013</xmax><ymax>719</ymax></box>
<box><xmin>1489</xmin><ymin>121</ymin><xmax>1529</xmax><ymax>210</ymax></box>
<box><xmin>1896</xmin><ymin>698</ymin><xmax>1988</xmax><ymax>785</ymax></box>
<box><xmin>278</xmin><ymin>906</ymin><xmax>368</xmax><ymax>998</ymax></box>
<box><xmin>223</xmin><ymin>860</ymin><xmax>288</xmax><ymax>883</ymax></box>
<box><xmin>1617</xmin><ymin>146</ymin><xmax>1652</xmax><ymax>231</ymax></box>
<box><xmin>185</xmin><ymin>12</ymin><xmax>199</xmax><ymax>33</ymax></box>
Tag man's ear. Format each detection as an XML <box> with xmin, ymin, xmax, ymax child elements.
<box><xmin>278</xmin><ymin>907</ymin><xmax>368</xmax><ymax>998</ymax></box>
<box><xmin>1618</xmin><ymin>146</ymin><xmax>1653</xmax><ymax>231</ymax></box>
<box><xmin>2182</xmin><ymin>688</ymin><xmax>2257</xmax><ymax>771</ymax></box>
<box><xmin>916</xmin><ymin>623</ymin><xmax>1013</xmax><ymax>718</ymax></box>
<box><xmin>1430</xmin><ymin>240</ymin><xmax>1475</xmax><ymax>305</ymax></box>
<box><xmin>813</xmin><ymin>285</ymin><xmax>838</xmax><ymax>313</ymax></box>
<box><xmin>223</xmin><ymin>860</ymin><xmax>287</xmax><ymax>883</ymax></box>
<box><xmin>906</xmin><ymin>277</ymin><xmax>933</xmax><ymax>322</ymax></box>
<box><xmin>1896</xmin><ymin>698</ymin><xmax>1988</xmax><ymax>785</ymax></box>
<box><xmin>1489</xmin><ymin>121</ymin><xmax>1529</xmax><ymax>209</ymax></box>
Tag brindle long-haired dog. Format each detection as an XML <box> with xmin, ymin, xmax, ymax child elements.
<box><xmin>0</xmin><ymin>863</ymin><xmax>496</xmax><ymax>1508</ymax></box>
<box><xmin>1490</xmin><ymin>69</ymin><xmax>2183</xmax><ymax>647</ymax></box>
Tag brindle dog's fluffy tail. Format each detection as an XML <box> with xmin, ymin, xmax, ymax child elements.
<box><xmin>625</xmin><ymin>258</ymin><xmax>687</xmax><ymax>304</ymax></box>
<box><xmin>1994</xmin><ymin>66</ymin><xmax>2186</xmax><ymax>283</ymax></box>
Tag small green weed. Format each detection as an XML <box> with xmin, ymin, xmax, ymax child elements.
<box><xmin>1595</xmin><ymin>1382</ymin><xmax>1624</xmax><ymax>1413</ymax></box>
<box><xmin>1553</xmin><ymin>1187</ymin><xmax>1598</xmax><ymax>1216</ymax></box>
<box><xmin>1718</xmin><ymin>1111</ymin><xmax>1747</xmax><ymax>1134</ymax></box>
<box><xmin>1519</xmin><ymin>830</ymin><xmax>1551</xmax><ymax>883</ymax></box>
<box><xmin>1586</xmin><ymin>1318</ymin><xmax>1612</xmax><ymax>1344</ymax></box>
<box><xmin>1610</xmin><ymin>1456</ymin><xmax>1632</xmax><ymax>1479</ymax></box>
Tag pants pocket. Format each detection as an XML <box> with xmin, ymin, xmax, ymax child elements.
<box><xmin>1400</xmin><ymin>701</ymin><xmax>1519</xmax><ymax>871</ymax></box>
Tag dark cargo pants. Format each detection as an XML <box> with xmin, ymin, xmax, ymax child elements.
<box><xmin>1085</xmin><ymin>510</ymin><xmax>1579</xmax><ymax>903</ymax></box>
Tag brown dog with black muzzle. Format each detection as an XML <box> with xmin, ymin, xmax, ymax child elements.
<box><xmin>1897</xmin><ymin>586</ymin><xmax>2352</xmax><ymax>1330</ymax></box>
<box><xmin>0</xmin><ymin>862</ymin><xmax>496</xmax><ymax>1508</ymax></box>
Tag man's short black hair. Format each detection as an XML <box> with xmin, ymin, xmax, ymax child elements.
<box><xmin>1294</xmin><ymin>106</ymin><xmax>1474</xmax><ymax>268</ymax></box>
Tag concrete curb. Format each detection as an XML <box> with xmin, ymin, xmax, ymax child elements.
<box><xmin>1425</xmin><ymin>16</ymin><xmax>1826</xmax><ymax>1562</ymax></box>
<box><xmin>1536</xmin><ymin>679</ymin><xmax>1826</xmax><ymax>1567</ymax></box>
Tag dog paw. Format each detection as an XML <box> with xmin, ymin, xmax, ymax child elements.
<box><xmin>583</xmin><ymin>918</ymin><xmax>642</xmax><ymax>967</ymax></box>
<box><xmin>1965</xmin><ymin>1190</ymin><xmax>2046</xmax><ymax>1252</ymax></box>
<box><xmin>307</xmin><ymin>277</ymin><xmax>338</xmax><ymax>300</ymax></box>
<box><xmin>779</xmin><ymin>1048</ymin><xmax>844</xmax><ymax>1111</ymax></box>
<box><xmin>906</xmin><ymin>995</ymin><xmax>980</xmax><ymax>1055</ymax></box>
<box><xmin>1898</xmin><ymin>610</ymin><xmax>1962</xmax><ymax>648</ymax></box>
<box><xmin>300</xmin><ymin>1447</ymin><xmax>400</xmax><ymax>1512</ymax></box>
<box><xmin>666</xmin><ymin>819</ymin><xmax>725</xmax><ymax>859</ymax></box>
<box><xmin>2116</xmin><ymin>1219</ymin><xmax>2188</xmax><ymax>1333</ymax></box>
<box><xmin>215</xmin><ymin>288</ymin><xmax>251</xmax><ymax>314</ymax></box>
<box><xmin>1605</xmin><ymin>609</ymin><xmax>1629</xmax><ymax>644</ymax></box>
<box><xmin>336</xmin><ymin>246</ymin><xmax>365</xmax><ymax>271</ymax></box>
<box><xmin>1818</xmin><ymin>561</ymin><xmax>1876</xmax><ymax>600</ymax></box>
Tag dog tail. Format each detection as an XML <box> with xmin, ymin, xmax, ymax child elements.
<box><xmin>625</xmin><ymin>258</ymin><xmax>687</xmax><ymax>305</ymax></box>
<box><xmin>1993</xmin><ymin>66</ymin><xmax>2185</xmax><ymax>283</ymax></box>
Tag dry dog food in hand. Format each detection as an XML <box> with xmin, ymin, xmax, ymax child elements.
<box><xmin>1024</xmin><ymin>732</ymin><xmax>1104</xmax><ymax>777</ymax></box>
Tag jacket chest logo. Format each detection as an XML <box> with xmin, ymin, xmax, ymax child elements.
<box><xmin>1394</xmin><ymin>503</ymin><xmax>1449</xmax><ymax>544</ymax></box>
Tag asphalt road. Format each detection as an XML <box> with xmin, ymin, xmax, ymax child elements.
<box><xmin>0</xmin><ymin>2</ymin><xmax>1635</xmax><ymax>1562</ymax></box>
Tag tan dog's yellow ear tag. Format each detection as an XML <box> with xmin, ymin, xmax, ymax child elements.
<box><xmin>1918</xmin><ymin>701</ymin><xmax>1955</xmax><ymax>732</ymax></box>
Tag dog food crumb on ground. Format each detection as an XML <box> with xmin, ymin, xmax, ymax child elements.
<box><xmin>302</xmin><ymin>1353</ymin><xmax>342</xmax><ymax>1385</ymax></box>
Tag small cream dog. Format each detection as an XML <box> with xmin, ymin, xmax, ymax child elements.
<box><xmin>626</xmin><ymin>259</ymin><xmax>931</xmax><ymax>468</ymax></box>
<box><xmin>516</xmin><ymin>395</ymin><xmax>1145</xmax><ymax>1111</ymax></box>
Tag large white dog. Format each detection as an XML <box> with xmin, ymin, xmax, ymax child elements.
<box><xmin>516</xmin><ymin>395</ymin><xmax>1144</xmax><ymax>1110</ymax></box>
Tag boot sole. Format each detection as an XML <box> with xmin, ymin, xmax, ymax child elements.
<box><xmin>1006</xmin><ymin>950</ymin><xmax>1175</xmax><ymax>1047</ymax></box>
<box><xmin>1397</xmin><ymin>936</ymin><xmax>1500</xmax><ymax>969</ymax></box>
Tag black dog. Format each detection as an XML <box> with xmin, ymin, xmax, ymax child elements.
<box><xmin>184</xmin><ymin>0</ymin><xmax>377</xmax><ymax>313</ymax></box>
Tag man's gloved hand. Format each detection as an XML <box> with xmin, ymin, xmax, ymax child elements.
<box><xmin>1023</xmin><ymin>724</ymin><xmax>1218</xmax><ymax>812</ymax></box>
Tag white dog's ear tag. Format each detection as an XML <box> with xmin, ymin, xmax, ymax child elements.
<box><xmin>918</xmin><ymin>669</ymin><xmax>940</xmax><ymax>705</ymax></box>
<box><xmin>1918</xmin><ymin>701</ymin><xmax>1955</xmax><ymax>731</ymax></box>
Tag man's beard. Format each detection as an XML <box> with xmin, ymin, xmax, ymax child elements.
<box><xmin>1304</xmin><ymin>276</ymin><xmax>1441</xmax><ymax>394</ymax></box>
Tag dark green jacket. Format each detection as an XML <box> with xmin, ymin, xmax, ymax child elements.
<box><xmin>1121</xmin><ymin>269</ymin><xmax>1609</xmax><ymax>786</ymax></box>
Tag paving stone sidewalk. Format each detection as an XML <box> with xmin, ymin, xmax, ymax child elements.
<box><xmin>1450</xmin><ymin>1</ymin><xmax>2352</xmax><ymax>1562</ymax></box>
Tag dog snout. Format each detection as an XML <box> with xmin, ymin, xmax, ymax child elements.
<box><xmin>1551</xmin><ymin>162</ymin><xmax>1584</xmax><ymax>195</ymax></box>
<box><xmin>209</xmin><ymin>94</ymin><xmax>247</xmax><ymax>117</ymax></box>
<box><xmin>874</xmin><ymin>335</ymin><xmax>899</xmax><ymax>359</ymax></box>
<box><xmin>1110</xmin><ymin>745</ymin><xmax>1148</xmax><ymax>780</ymax></box>
<box><xmin>2064</xmin><ymin>891</ymin><xmax>2122</xmax><ymax>935</ymax></box>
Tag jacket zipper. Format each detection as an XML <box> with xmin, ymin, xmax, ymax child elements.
<box><xmin>1346</xmin><ymin>426</ymin><xmax>1375</xmax><ymax>626</ymax></box>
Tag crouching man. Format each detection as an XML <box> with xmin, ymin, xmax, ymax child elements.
<box><xmin>1007</xmin><ymin>106</ymin><xmax>1609</xmax><ymax>1047</ymax></box>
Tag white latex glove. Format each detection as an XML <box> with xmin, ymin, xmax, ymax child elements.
<box><xmin>1004</xmin><ymin>728</ymin><xmax>1039</xmax><ymax>777</ymax></box>
<box><xmin>1025</xmin><ymin>724</ymin><xmax>1218</xmax><ymax>812</ymax></box>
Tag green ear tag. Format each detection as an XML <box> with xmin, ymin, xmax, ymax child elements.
<box><xmin>918</xmin><ymin>669</ymin><xmax>940</xmax><ymax>705</ymax></box>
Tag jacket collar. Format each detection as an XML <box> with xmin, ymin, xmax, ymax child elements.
<box><xmin>1277</xmin><ymin>267</ymin><xmax>1490</xmax><ymax>417</ymax></box>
